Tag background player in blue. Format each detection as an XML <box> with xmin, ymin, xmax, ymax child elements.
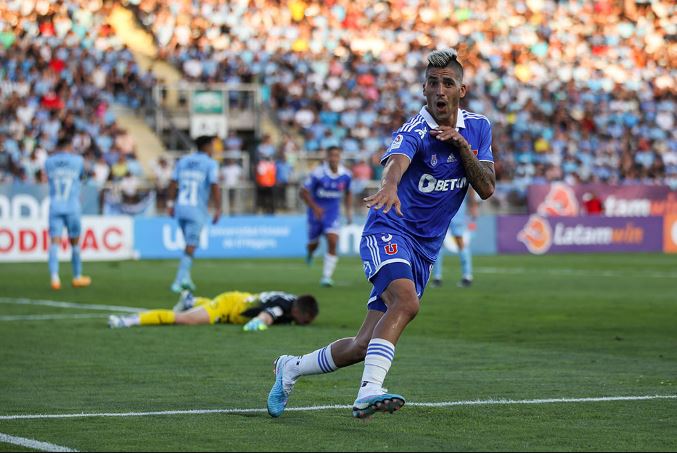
<box><xmin>267</xmin><ymin>49</ymin><xmax>496</xmax><ymax>419</ymax></box>
<box><xmin>45</xmin><ymin>136</ymin><xmax>91</xmax><ymax>290</ymax></box>
<box><xmin>167</xmin><ymin>136</ymin><xmax>221</xmax><ymax>293</ymax></box>
<box><xmin>431</xmin><ymin>187</ymin><xmax>478</xmax><ymax>288</ymax></box>
<box><xmin>300</xmin><ymin>146</ymin><xmax>353</xmax><ymax>287</ymax></box>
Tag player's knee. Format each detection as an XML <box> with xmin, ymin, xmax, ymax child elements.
<box><xmin>389</xmin><ymin>295</ymin><xmax>420</xmax><ymax>320</ymax></box>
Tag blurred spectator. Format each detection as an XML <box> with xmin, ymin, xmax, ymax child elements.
<box><xmin>275</xmin><ymin>150</ymin><xmax>293</xmax><ymax>210</ymax></box>
<box><xmin>224</xmin><ymin>131</ymin><xmax>243</xmax><ymax>151</ymax></box>
<box><xmin>351</xmin><ymin>157</ymin><xmax>373</xmax><ymax>199</ymax></box>
<box><xmin>255</xmin><ymin>156</ymin><xmax>277</xmax><ymax>214</ymax></box>
<box><xmin>153</xmin><ymin>156</ymin><xmax>173</xmax><ymax>210</ymax></box>
<box><xmin>221</xmin><ymin>156</ymin><xmax>243</xmax><ymax>212</ymax></box>
<box><xmin>120</xmin><ymin>171</ymin><xmax>140</xmax><ymax>204</ymax></box>
<box><xmin>257</xmin><ymin>135</ymin><xmax>276</xmax><ymax>159</ymax></box>
<box><xmin>111</xmin><ymin>152</ymin><xmax>129</xmax><ymax>180</ymax></box>
<box><xmin>93</xmin><ymin>155</ymin><xmax>111</xmax><ymax>189</ymax></box>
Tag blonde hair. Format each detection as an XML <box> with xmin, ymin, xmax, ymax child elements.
<box><xmin>426</xmin><ymin>49</ymin><xmax>463</xmax><ymax>80</ymax></box>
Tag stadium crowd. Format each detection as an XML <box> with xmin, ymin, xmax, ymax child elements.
<box><xmin>1</xmin><ymin>0</ymin><xmax>675</xmax><ymax>205</ymax></box>
<box><xmin>0</xmin><ymin>0</ymin><xmax>154</xmax><ymax>192</ymax></box>
<box><xmin>132</xmin><ymin>0</ymin><xmax>675</xmax><ymax>191</ymax></box>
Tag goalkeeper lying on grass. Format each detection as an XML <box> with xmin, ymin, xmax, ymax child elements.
<box><xmin>108</xmin><ymin>290</ymin><xmax>318</xmax><ymax>331</ymax></box>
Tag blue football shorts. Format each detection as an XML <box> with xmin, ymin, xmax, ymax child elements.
<box><xmin>360</xmin><ymin>232</ymin><xmax>433</xmax><ymax>312</ymax></box>
<box><xmin>49</xmin><ymin>212</ymin><xmax>82</xmax><ymax>239</ymax></box>
<box><xmin>178</xmin><ymin>218</ymin><xmax>204</xmax><ymax>247</ymax></box>
<box><xmin>307</xmin><ymin>214</ymin><xmax>340</xmax><ymax>243</ymax></box>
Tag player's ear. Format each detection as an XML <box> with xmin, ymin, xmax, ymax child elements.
<box><xmin>459</xmin><ymin>83</ymin><xmax>467</xmax><ymax>99</ymax></box>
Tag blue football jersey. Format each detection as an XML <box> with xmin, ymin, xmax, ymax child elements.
<box><xmin>172</xmin><ymin>152</ymin><xmax>219</xmax><ymax>222</ymax></box>
<box><xmin>45</xmin><ymin>152</ymin><xmax>84</xmax><ymax>215</ymax></box>
<box><xmin>362</xmin><ymin>107</ymin><xmax>493</xmax><ymax>261</ymax></box>
<box><xmin>304</xmin><ymin>163</ymin><xmax>352</xmax><ymax>221</ymax></box>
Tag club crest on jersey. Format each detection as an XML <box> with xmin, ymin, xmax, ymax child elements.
<box><xmin>472</xmin><ymin>149</ymin><xmax>478</xmax><ymax>156</ymax></box>
<box><xmin>431</xmin><ymin>154</ymin><xmax>438</xmax><ymax>167</ymax></box>
<box><xmin>384</xmin><ymin>243</ymin><xmax>398</xmax><ymax>255</ymax></box>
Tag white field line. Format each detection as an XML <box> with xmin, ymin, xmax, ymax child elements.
<box><xmin>0</xmin><ymin>432</ymin><xmax>77</xmax><ymax>452</ymax></box>
<box><xmin>1</xmin><ymin>395</ymin><xmax>674</xmax><ymax>421</ymax></box>
<box><xmin>0</xmin><ymin>314</ymin><xmax>109</xmax><ymax>322</ymax></box>
<box><xmin>0</xmin><ymin>298</ymin><xmax>143</xmax><ymax>313</ymax></box>
<box><xmin>475</xmin><ymin>267</ymin><xmax>677</xmax><ymax>279</ymax></box>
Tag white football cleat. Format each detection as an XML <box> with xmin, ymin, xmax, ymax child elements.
<box><xmin>108</xmin><ymin>315</ymin><xmax>128</xmax><ymax>329</ymax></box>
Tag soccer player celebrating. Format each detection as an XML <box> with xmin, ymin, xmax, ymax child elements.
<box><xmin>167</xmin><ymin>136</ymin><xmax>221</xmax><ymax>293</ymax></box>
<box><xmin>300</xmin><ymin>146</ymin><xmax>353</xmax><ymax>287</ymax></box>
<box><xmin>267</xmin><ymin>49</ymin><xmax>495</xmax><ymax>419</ymax></box>
<box><xmin>45</xmin><ymin>136</ymin><xmax>91</xmax><ymax>290</ymax></box>
<box><xmin>431</xmin><ymin>187</ymin><xmax>479</xmax><ymax>288</ymax></box>
<box><xmin>108</xmin><ymin>290</ymin><xmax>318</xmax><ymax>331</ymax></box>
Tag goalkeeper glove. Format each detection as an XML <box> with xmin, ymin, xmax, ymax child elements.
<box><xmin>243</xmin><ymin>318</ymin><xmax>268</xmax><ymax>332</ymax></box>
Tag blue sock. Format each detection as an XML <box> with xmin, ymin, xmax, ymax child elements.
<box><xmin>433</xmin><ymin>253</ymin><xmax>443</xmax><ymax>280</ymax></box>
<box><xmin>49</xmin><ymin>244</ymin><xmax>59</xmax><ymax>278</ymax></box>
<box><xmin>459</xmin><ymin>246</ymin><xmax>472</xmax><ymax>280</ymax></box>
<box><xmin>175</xmin><ymin>254</ymin><xmax>193</xmax><ymax>284</ymax></box>
<box><xmin>71</xmin><ymin>245</ymin><xmax>82</xmax><ymax>278</ymax></box>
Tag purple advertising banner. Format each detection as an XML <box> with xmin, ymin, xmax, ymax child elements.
<box><xmin>527</xmin><ymin>183</ymin><xmax>677</xmax><ymax>217</ymax></box>
<box><xmin>498</xmin><ymin>215</ymin><xmax>665</xmax><ymax>255</ymax></box>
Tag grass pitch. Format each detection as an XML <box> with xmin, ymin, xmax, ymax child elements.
<box><xmin>0</xmin><ymin>254</ymin><xmax>676</xmax><ymax>451</ymax></box>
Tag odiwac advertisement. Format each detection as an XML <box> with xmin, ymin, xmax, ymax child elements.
<box><xmin>0</xmin><ymin>184</ymin><xmax>134</xmax><ymax>262</ymax></box>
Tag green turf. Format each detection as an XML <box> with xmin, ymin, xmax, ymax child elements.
<box><xmin>0</xmin><ymin>254</ymin><xmax>676</xmax><ymax>451</ymax></box>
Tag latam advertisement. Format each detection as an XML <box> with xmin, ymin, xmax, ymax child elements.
<box><xmin>498</xmin><ymin>215</ymin><xmax>666</xmax><ymax>255</ymax></box>
<box><xmin>528</xmin><ymin>183</ymin><xmax>677</xmax><ymax>217</ymax></box>
<box><xmin>0</xmin><ymin>216</ymin><xmax>134</xmax><ymax>262</ymax></box>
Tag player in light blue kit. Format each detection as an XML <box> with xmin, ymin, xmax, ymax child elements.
<box><xmin>431</xmin><ymin>188</ymin><xmax>478</xmax><ymax>288</ymax></box>
<box><xmin>267</xmin><ymin>49</ymin><xmax>496</xmax><ymax>419</ymax></box>
<box><xmin>167</xmin><ymin>136</ymin><xmax>221</xmax><ymax>293</ymax></box>
<box><xmin>300</xmin><ymin>146</ymin><xmax>353</xmax><ymax>287</ymax></box>
<box><xmin>45</xmin><ymin>136</ymin><xmax>91</xmax><ymax>290</ymax></box>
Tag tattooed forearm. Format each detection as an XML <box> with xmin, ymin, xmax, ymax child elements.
<box><xmin>457</xmin><ymin>148</ymin><xmax>495</xmax><ymax>199</ymax></box>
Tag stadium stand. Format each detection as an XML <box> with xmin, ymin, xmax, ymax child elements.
<box><xmin>1</xmin><ymin>0</ymin><xmax>675</xmax><ymax>208</ymax></box>
<box><xmin>128</xmin><ymin>0</ymin><xmax>675</xmax><ymax>191</ymax></box>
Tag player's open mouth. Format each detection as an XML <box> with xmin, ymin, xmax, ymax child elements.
<box><xmin>436</xmin><ymin>101</ymin><xmax>447</xmax><ymax>110</ymax></box>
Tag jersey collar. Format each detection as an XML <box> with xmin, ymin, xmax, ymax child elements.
<box><xmin>323</xmin><ymin>162</ymin><xmax>344</xmax><ymax>178</ymax></box>
<box><xmin>420</xmin><ymin>106</ymin><xmax>465</xmax><ymax>130</ymax></box>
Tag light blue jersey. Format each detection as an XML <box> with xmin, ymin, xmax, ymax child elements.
<box><xmin>172</xmin><ymin>152</ymin><xmax>219</xmax><ymax>224</ymax></box>
<box><xmin>362</xmin><ymin>107</ymin><xmax>493</xmax><ymax>261</ymax></box>
<box><xmin>45</xmin><ymin>152</ymin><xmax>84</xmax><ymax>216</ymax></box>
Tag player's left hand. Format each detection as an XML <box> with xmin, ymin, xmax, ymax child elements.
<box><xmin>430</xmin><ymin>126</ymin><xmax>470</xmax><ymax>151</ymax></box>
<box><xmin>243</xmin><ymin>318</ymin><xmax>268</xmax><ymax>332</ymax></box>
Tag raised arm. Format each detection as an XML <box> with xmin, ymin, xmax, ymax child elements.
<box><xmin>363</xmin><ymin>154</ymin><xmax>411</xmax><ymax>216</ymax></box>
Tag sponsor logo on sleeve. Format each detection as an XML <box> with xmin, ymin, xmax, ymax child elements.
<box><xmin>389</xmin><ymin>134</ymin><xmax>403</xmax><ymax>150</ymax></box>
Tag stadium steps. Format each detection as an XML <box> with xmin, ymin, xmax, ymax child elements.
<box><xmin>111</xmin><ymin>104</ymin><xmax>166</xmax><ymax>178</ymax></box>
<box><xmin>108</xmin><ymin>4</ymin><xmax>181</xmax><ymax>108</ymax></box>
